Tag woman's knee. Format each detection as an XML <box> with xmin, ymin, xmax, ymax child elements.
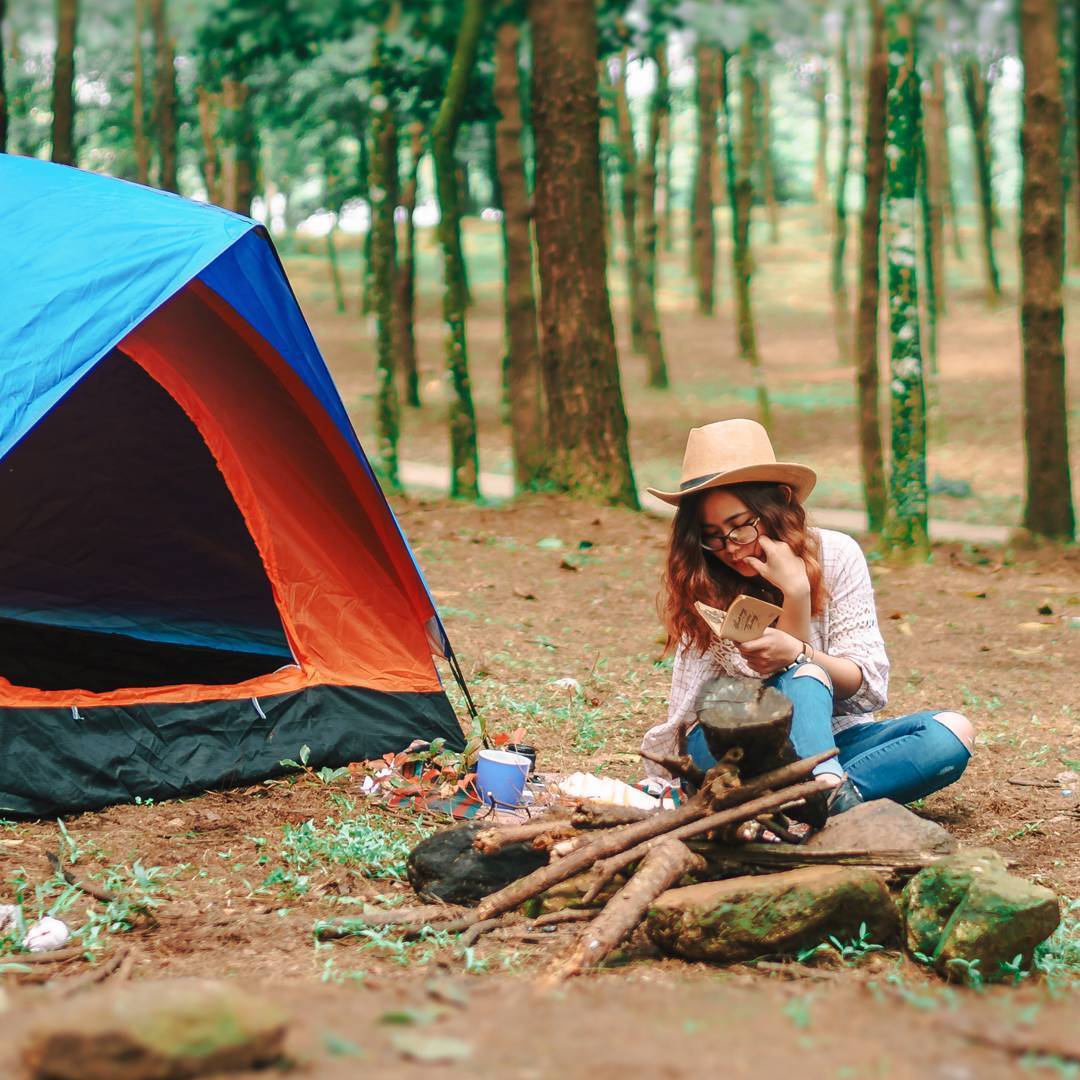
<box><xmin>932</xmin><ymin>710</ymin><xmax>975</xmax><ymax>753</ymax></box>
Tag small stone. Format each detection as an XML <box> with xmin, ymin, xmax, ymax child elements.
<box><xmin>803</xmin><ymin>799</ymin><xmax>958</xmax><ymax>858</ymax></box>
<box><xmin>901</xmin><ymin>850</ymin><xmax>1060</xmax><ymax>981</ymax></box>
<box><xmin>22</xmin><ymin>979</ymin><xmax>289</xmax><ymax>1080</ymax></box>
<box><xmin>645</xmin><ymin>865</ymin><xmax>899</xmax><ymax>963</ymax></box>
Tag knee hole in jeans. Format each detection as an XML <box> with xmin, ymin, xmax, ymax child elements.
<box><xmin>932</xmin><ymin>710</ymin><xmax>975</xmax><ymax>753</ymax></box>
<box><xmin>792</xmin><ymin>663</ymin><xmax>832</xmax><ymax>690</ymax></box>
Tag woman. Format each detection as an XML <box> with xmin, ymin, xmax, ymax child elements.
<box><xmin>641</xmin><ymin>418</ymin><xmax>973</xmax><ymax>817</ymax></box>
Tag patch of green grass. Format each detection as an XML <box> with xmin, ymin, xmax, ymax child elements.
<box><xmin>1034</xmin><ymin>898</ymin><xmax>1080</xmax><ymax>990</ymax></box>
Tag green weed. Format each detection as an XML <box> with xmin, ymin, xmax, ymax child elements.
<box><xmin>796</xmin><ymin>922</ymin><xmax>884</xmax><ymax>966</ymax></box>
<box><xmin>1034</xmin><ymin>898</ymin><xmax>1080</xmax><ymax>990</ymax></box>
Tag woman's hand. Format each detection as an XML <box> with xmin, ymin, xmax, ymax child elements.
<box><xmin>737</xmin><ymin>628</ymin><xmax>802</xmax><ymax>676</ymax></box>
<box><xmin>742</xmin><ymin>536</ymin><xmax>810</xmax><ymax>599</ymax></box>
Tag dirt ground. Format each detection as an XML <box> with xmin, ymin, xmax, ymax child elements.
<box><xmin>2</xmin><ymin>210</ymin><xmax>1078</xmax><ymax>1075</ymax></box>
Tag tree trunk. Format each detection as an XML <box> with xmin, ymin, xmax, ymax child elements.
<box><xmin>371</xmin><ymin>90</ymin><xmax>401</xmax><ymax>491</ymax></box>
<box><xmin>638</xmin><ymin>46</ymin><xmax>669</xmax><ymax>389</ymax></box>
<box><xmin>881</xmin><ymin>2</ymin><xmax>929</xmax><ymax>557</ymax></box>
<box><xmin>0</xmin><ymin>0</ymin><xmax>7</xmax><ymax>153</ymax></box>
<box><xmin>357</xmin><ymin>129</ymin><xmax>374</xmax><ymax>315</ymax></box>
<box><xmin>397</xmin><ymin>123</ymin><xmax>423</xmax><ymax>409</ymax></box>
<box><xmin>923</xmin><ymin>31</ymin><xmax>948</xmax><ymax>309</ymax></box>
<box><xmin>1019</xmin><ymin>0</ymin><xmax>1075</xmax><ymax>540</ymax></box>
<box><xmin>150</xmin><ymin>0</ymin><xmax>176</xmax><ymax>193</ymax></box>
<box><xmin>221</xmin><ymin>78</ymin><xmax>257</xmax><ymax>215</ymax></box>
<box><xmin>326</xmin><ymin>225</ymin><xmax>345</xmax><ymax>313</ymax></box>
<box><xmin>132</xmin><ymin>0</ymin><xmax>149</xmax><ymax>185</ymax></box>
<box><xmin>528</xmin><ymin>0</ymin><xmax>638</xmax><ymax>507</ymax></box>
<box><xmin>614</xmin><ymin>51</ymin><xmax>644</xmax><ymax>351</ymax></box>
<box><xmin>759</xmin><ymin>66</ymin><xmax>780</xmax><ymax>244</ymax></box>
<box><xmin>196</xmin><ymin>87</ymin><xmax>221</xmax><ymax>203</ymax></box>
<box><xmin>494</xmin><ymin>17</ymin><xmax>546</xmax><ymax>489</ymax></box>
<box><xmin>916</xmin><ymin>90</ymin><xmax>938</xmax><ymax>380</ymax></box>
<box><xmin>830</xmin><ymin>3</ymin><xmax>854</xmax><ymax>363</ymax></box>
<box><xmin>732</xmin><ymin>46</ymin><xmax>770</xmax><ymax>427</ymax></box>
<box><xmin>658</xmin><ymin>98</ymin><xmax>674</xmax><ymax>252</ymax></box>
<box><xmin>431</xmin><ymin>0</ymin><xmax>486</xmax><ymax>500</ymax></box>
<box><xmin>691</xmin><ymin>47</ymin><xmax>717</xmax><ymax>315</ymax></box>
<box><xmin>960</xmin><ymin>57</ymin><xmax>1002</xmax><ymax>304</ymax></box>
<box><xmin>50</xmin><ymin>0</ymin><xmax>78</xmax><ymax>165</ymax></box>
<box><xmin>813</xmin><ymin>64</ymin><xmax>829</xmax><ymax>223</ymax></box>
<box><xmin>854</xmin><ymin>0</ymin><xmax>888</xmax><ymax>534</ymax></box>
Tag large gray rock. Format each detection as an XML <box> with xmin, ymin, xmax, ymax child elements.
<box><xmin>22</xmin><ymin>979</ymin><xmax>289</xmax><ymax>1080</ymax></box>
<box><xmin>804</xmin><ymin>799</ymin><xmax>958</xmax><ymax>859</ymax></box>
<box><xmin>645</xmin><ymin>865</ymin><xmax>898</xmax><ymax>963</ymax></box>
<box><xmin>901</xmin><ymin>849</ymin><xmax>1060</xmax><ymax>982</ymax></box>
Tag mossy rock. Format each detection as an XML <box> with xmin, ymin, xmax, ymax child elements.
<box><xmin>22</xmin><ymin>979</ymin><xmax>289</xmax><ymax>1080</ymax></box>
<box><xmin>901</xmin><ymin>849</ymin><xmax>1060</xmax><ymax>982</ymax></box>
<box><xmin>645</xmin><ymin>865</ymin><xmax>898</xmax><ymax>963</ymax></box>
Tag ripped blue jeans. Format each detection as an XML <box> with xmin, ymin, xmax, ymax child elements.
<box><xmin>686</xmin><ymin>663</ymin><xmax>971</xmax><ymax>804</ymax></box>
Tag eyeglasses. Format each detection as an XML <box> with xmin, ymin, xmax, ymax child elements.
<box><xmin>700</xmin><ymin>516</ymin><xmax>761</xmax><ymax>553</ymax></box>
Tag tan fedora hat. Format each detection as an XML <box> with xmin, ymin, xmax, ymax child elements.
<box><xmin>646</xmin><ymin>419</ymin><xmax>817</xmax><ymax>506</ymax></box>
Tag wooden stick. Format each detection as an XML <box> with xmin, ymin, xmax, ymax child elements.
<box><xmin>315</xmin><ymin>902</ymin><xmax>469</xmax><ymax>938</ymax></box>
<box><xmin>531</xmin><ymin>909</ymin><xmax>596</xmax><ymax>928</ymax></box>
<box><xmin>758</xmin><ymin>814</ymin><xmax>806</xmax><ymax>845</ymax></box>
<box><xmin>638</xmin><ymin>749</ymin><xmax>706</xmax><ymax>787</ymax></box>
<box><xmin>47</xmin><ymin>852</ymin><xmax>116</xmax><ymax>903</ymax></box>
<box><xmin>581</xmin><ymin>778</ymin><xmax>832</xmax><ymax>903</ymax></box>
<box><xmin>571</xmin><ymin>803</ymin><xmax>653</xmax><ymax>828</ymax></box>
<box><xmin>3</xmin><ymin>945</ymin><xmax>87</xmax><ymax>966</ymax></box>
<box><xmin>473</xmin><ymin>819</ymin><xmax>576</xmax><ymax>855</ymax></box>
<box><xmin>471</xmin><ymin>750</ymin><xmax>837</xmax><ymax>924</ymax></box>
<box><xmin>457</xmin><ymin>915</ymin><xmax>521</xmax><ymax>948</ymax></box>
<box><xmin>49</xmin><ymin>947</ymin><xmax>129</xmax><ymax>997</ymax></box>
<box><xmin>541</xmin><ymin>839</ymin><xmax>704</xmax><ymax>987</ymax></box>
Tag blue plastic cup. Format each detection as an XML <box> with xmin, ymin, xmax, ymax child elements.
<box><xmin>475</xmin><ymin>749</ymin><xmax>531</xmax><ymax>808</ymax></box>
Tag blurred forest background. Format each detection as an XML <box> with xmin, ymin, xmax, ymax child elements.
<box><xmin>2</xmin><ymin>0</ymin><xmax>1076</xmax><ymax>549</ymax></box>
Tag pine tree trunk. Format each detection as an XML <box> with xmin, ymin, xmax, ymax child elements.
<box><xmin>691</xmin><ymin>46</ymin><xmax>717</xmax><ymax>315</ymax></box>
<box><xmin>51</xmin><ymin>0</ymin><xmax>78</xmax><ymax>165</ymax></box>
<box><xmin>813</xmin><ymin>66</ymin><xmax>829</xmax><ymax>223</ymax></box>
<box><xmin>132</xmin><ymin>0</ymin><xmax>149</xmax><ymax>184</ymax></box>
<box><xmin>614</xmin><ymin>51</ymin><xmax>644</xmax><ymax>350</ymax></box>
<box><xmin>221</xmin><ymin>78</ymin><xmax>257</xmax><ymax>215</ymax></box>
<box><xmin>916</xmin><ymin>91</ymin><xmax>938</xmax><ymax>379</ymax></box>
<box><xmin>638</xmin><ymin>46</ymin><xmax>669</xmax><ymax>389</ymax></box>
<box><xmin>150</xmin><ymin>0</ymin><xmax>176</xmax><ymax>193</ymax></box>
<box><xmin>196</xmin><ymin>87</ymin><xmax>221</xmax><ymax>203</ymax></box>
<box><xmin>432</xmin><ymin>0</ymin><xmax>486</xmax><ymax>500</ymax></box>
<box><xmin>732</xmin><ymin>46</ymin><xmax>769</xmax><ymax>427</ymax></box>
<box><xmin>881</xmin><ymin>2</ymin><xmax>929</xmax><ymax>556</ymax></box>
<box><xmin>960</xmin><ymin>57</ymin><xmax>1002</xmax><ymax>304</ymax></box>
<box><xmin>528</xmin><ymin>0</ymin><xmax>638</xmax><ymax>507</ymax></box>
<box><xmin>494</xmin><ymin>17</ymin><xmax>546</xmax><ymax>489</ymax></box>
<box><xmin>397</xmin><ymin>123</ymin><xmax>423</xmax><ymax>409</ymax></box>
<box><xmin>830</xmin><ymin>3</ymin><xmax>854</xmax><ymax>363</ymax></box>
<box><xmin>357</xmin><ymin>130</ymin><xmax>374</xmax><ymax>315</ymax></box>
<box><xmin>0</xmin><ymin>0</ymin><xmax>7</xmax><ymax>153</ymax></box>
<box><xmin>658</xmin><ymin>100</ymin><xmax>674</xmax><ymax>252</ymax></box>
<box><xmin>760</xmin><ymin>67</ymin><xmax>780</xmax><ymax>244</ymax></box>
<box><xmin>371</xmin><ymin>90</ymin><xmax>401</xmax><ymax>491</ymax></box>
<box><xmin>854</xmin><ymin>0</ymin><xmax>888</xmax><ymax>534</ymax></box>
<box><xmin>922</xmin><ymin>76</ymin><xmax>947</xmax><ymax>318</ymax></box>
<box><xmin>326</xmin><ymin>225</ymin><xmax>346</xmax><ymax>313</ymax></box>
<box><xmin>1019</xmin><ymin>0</ymin><xmax>1075</xmax><ymax>540</ymax></box>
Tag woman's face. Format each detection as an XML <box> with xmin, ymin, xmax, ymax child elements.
<box><xmin>699</xmin><ymin>488</ymin><xmax>765</xmax><ymax>578</ymax></box>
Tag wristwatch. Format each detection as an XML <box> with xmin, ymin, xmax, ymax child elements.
<box><xmin>793</xmin><ymin>641</ymin><xmax>815</xmax><ymax>666</ymax></box>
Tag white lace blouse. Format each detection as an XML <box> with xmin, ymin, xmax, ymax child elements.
<box><xmin>641</xmin><ymin>528</ymin><xmax>890</xmax><ymax>778</ymax></box>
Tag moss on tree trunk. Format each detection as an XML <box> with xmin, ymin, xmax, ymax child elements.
<box><xmin>960</xmin><ymin>57</ymin><xmax>1002</xmax><ymax>305</ymax></box>
<box><xmin>528</xmin><ymin>0</ymin><xmax>638</xmax><ymax>507</ymax></box>
<box><xmin>691</xmin><ymin>47</ymin><xmax>717</xmax><ymax>315</ymax></box>
<box><xmin>881</xmin><ymin>1</ymin><xmax>929</xmax><ymax>557</ymax></box>
<box><xmin>431</xmin><ymin>0</ymin><xmax>487</xmax><ymax>500</ymax></box>
<box><xmin>494</xmin><ymin>17</ymin><xmax>547</xmax><ymax>489</ymax></box>
<box><xmin>854</xmin><ymin>0</ymin><xmax>888</xmax><ymax>534</ymax></box>
<box><xmin>397</xmin><ymin>123</ymin><xmax>423</xmax><ymax>409</ymax></box>
<box><xmin>1019</xmin><ymin>0</ymin><xmax>1076</xmax><ymax>540</ymax></box>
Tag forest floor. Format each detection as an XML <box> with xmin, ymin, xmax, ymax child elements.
<box><xmin>2</xmin><ymin>209</ymin><xmax>1079</xmax><ymax>1076</ymax></box>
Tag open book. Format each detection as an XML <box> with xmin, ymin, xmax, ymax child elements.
<box><xmin>694</xmin><ymin>596</ymin><xmax>783</xmax><ymax>644</ymax></box>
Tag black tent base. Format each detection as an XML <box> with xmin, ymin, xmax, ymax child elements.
<box><xmin>0</xmin><ymin>684</ymin><xmax>464</xmax><ymax>818</ymax></box>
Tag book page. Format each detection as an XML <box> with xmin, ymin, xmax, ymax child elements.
<box><xmin>721</xmin><ymin>595</ymin><xmax>783</xmax><ymax>642</ymax></box>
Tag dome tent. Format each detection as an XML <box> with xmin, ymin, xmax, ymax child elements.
<box><xmin>0</xmin><ymin>154</ymin><xmax>465</xmax><ymax>817</ymax></box>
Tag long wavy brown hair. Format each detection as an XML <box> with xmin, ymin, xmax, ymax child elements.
<box><xmin>659</xmin><ymin>481</ymin><xmax>825</xmax><ymax>655</ymax></box>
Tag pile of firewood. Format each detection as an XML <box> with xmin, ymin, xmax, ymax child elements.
<box><xmin>317</xmin><ymin>677</ymin><xmax>844</xmax><ymax>986</ymax></box>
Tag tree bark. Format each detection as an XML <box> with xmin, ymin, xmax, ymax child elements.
<box><xmin>196</xmin><ymin>87</ymin><xmax>221</xmax><ymax>204</ymax></box>
<box><xmin>830</xmin><ymin>3</ymin><xmax>854</xmax><ymax>363</ymax></box>
<box><xmin>613</xmin><ymin>51</ymin><xmax>645</xmax><ymax>351</ymax></box>
<box><xmin>150</xmin><ymin>0</ymin><xmax>177</xmax><ymax>193</ymax></box>
<box><xmin>131</xmin><ymin>0</ymin><xmax>149</xmax><ymax>184</ymax></box>
<box><xmin>0</xmin><ymin>0</ymin><xmax>7</xmax><ymax>153</ymax></box>
<box><xmin>759</xmin><ymin>65</ymin><xmax>780</xmax><ymax>244</ymax></box>
<box><xmin>220</xmin><ymin>78</ymin><xmax>257</xmax><ymax>215</ymax></box>
<box><xmin>813</xmin><ymin>62</ymin><xmax>829</xmax><ymax>222</ymax></box>
<box><xmin>960</xmin><ymin>57</ymin><xmax>1002</xmax><ymax>304</ymax></box>
<box><xmin>50</xmin><ymin>0</ymin><xmax>78</xmax><ymax>165</ymax></box>
<box><xmin>371</xmin><ymin>87</ymin><xmax>401</xmax><ymax>490</ymax></box>
<box><xmin>881</xmin><ymin>2</ymin><xmax>929</xmax><ymax>557</ymax></box>
<box><xmin>658</xmin><ymin>96</ymin><xmax>674</xmax><ymax>252</ymax></box>
<box><xmin>916</xmin><ymin>91</ymin><xmax>938</xmax><ymax>380</ymax></box>
<box><xmin>527</xmin><ymin>0</ymin><xmax>638</xmax><ymax>507</ymax></box>
<box><xmin>326</xmin><ymin>225</ymin><xmax>346</xmax><ymax>313</ymax></box>
<box><xmin>397</xmin><ymin>123</ymin><xmax>423</xmax><ymax>409</ymax></box>
<box><xmin>691</xmin><ymin>46</ymin><xmax>717</xmax><ymax>315</ymax></box>
<box><xmin>638</xmin><ymin>47</ymin><xmax>669</xmax><ymax>389</ymax></box>
<box><xmin>494</xmin><ymin>17</ymin><xmax>546</xmax><ymax>489</ymax></box>
<box><xmin>1019</xmin><ymin>0</ymin><xmax>1075</xmax><ymax>540</ymax></box>
<box><xmin>854</xmin><ymin>0</ymin><xmax>888</xmax><ymax>534</ymax></box>
<box><xmin>432</xmin><ymin>0</ymin><xmax>486</xmax><ymax>500</ymax></box>
<box><xmin>731</xmin><ymin>46</ymin><xmax>770</xmax><ymax>427</ymax></box>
